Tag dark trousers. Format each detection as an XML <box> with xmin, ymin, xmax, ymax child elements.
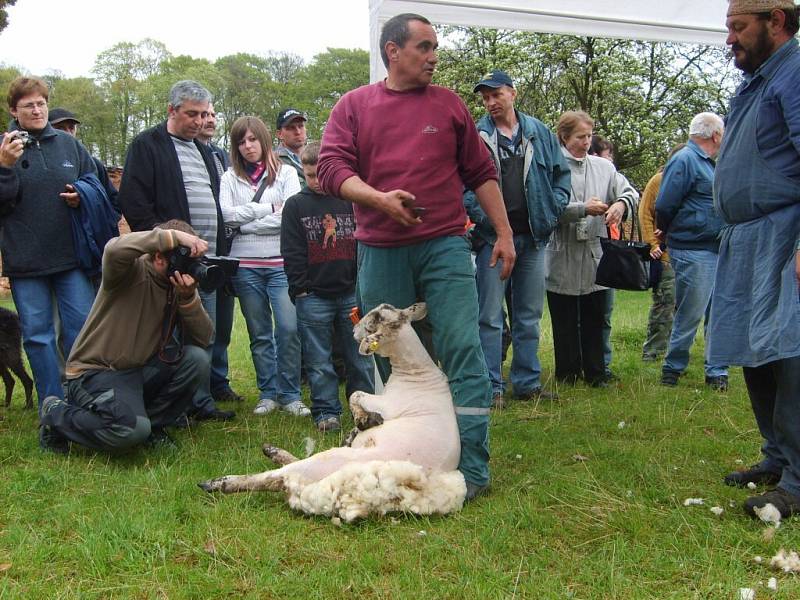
<box><xmin>547</xmin><ymin>290</ymin><xmax>609</xmax><ymax>385</ymax></box>
<box><xmin>42</xmin><ymin>346</ymin><xmax>208</xmax><ymax>452</ymax></box>
<box><xmin>744</xmin><ymin>356</ymin><xmax>800</xmax><ymax>496</ymax></box>
<box><xmin>210</xmin><ymin>289</ymin><xmax>235</xmax><ymax>395</ymax></box>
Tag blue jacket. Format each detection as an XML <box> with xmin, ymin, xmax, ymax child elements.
<box><xmin>464</xmin><ymin>111</ymin><xmax>570</xmax><ymax>247</ymax></box>
<box><xmin>655</xmin><ymin>139</ymin><xmax>723</xmax><ymax>251</ymax></box>
<box><xmin>70</xmin><ymin>173</ymin><xmax>121</xmax><ymax>277</ymax></box>
<box><xmin>0</xmin><ymin>122</ymin><xmax>97</xmax><ymax>277</ymax></box>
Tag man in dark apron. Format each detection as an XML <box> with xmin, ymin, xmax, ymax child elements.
<box><xmin>711</xmin><ymin>0</ymin><xmax>800</xmax><ymax>519</ymax></box>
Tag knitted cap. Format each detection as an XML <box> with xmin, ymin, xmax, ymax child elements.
<box><xmin>728</xmin><ymin>0</ymin><xmax>797</xmax><ymax>16</ymax></box>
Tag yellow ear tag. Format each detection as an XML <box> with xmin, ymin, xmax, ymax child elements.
<box><xmin>369</xmin><ymin>340</ymin><xmax>379</xmax><ymax>352</ymax></box>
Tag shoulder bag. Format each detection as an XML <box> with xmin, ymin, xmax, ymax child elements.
<box><xmin>594</xmin><ymin>206</ymin><xmax>653</xmax><ymax>291</ymax></box>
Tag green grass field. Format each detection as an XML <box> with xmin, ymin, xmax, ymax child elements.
<box><xmin>1</xmin><ymin>292</ymin><xmax>798</xmax><ymax>599</ymax></box>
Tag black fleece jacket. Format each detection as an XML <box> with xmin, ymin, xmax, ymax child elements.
<box><xmin>118</xmin><ymin>121</ymin><xmax>228</xmax><ymax>254</ymax></box>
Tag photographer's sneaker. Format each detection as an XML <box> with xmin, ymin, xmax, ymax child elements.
<box><xmin>281</xmin><ymin>400</ymin><xmax>311</xmax><ymax>417</ymax></box>
<box><xmin>253</xmin><ymin>398</ymin><xmax>279</xmax><ymax>415</ymax></box>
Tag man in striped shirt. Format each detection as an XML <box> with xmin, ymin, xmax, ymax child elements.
<box><xmin>118</xmin><ymin>80</ymin><xmax>235</xmax><ymax>423</ymax></box>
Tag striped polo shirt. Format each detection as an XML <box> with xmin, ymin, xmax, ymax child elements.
<box><xmin>172</xmin><ymin>136</ymin><xmax>218</xmax><ymax>254</ymax></box>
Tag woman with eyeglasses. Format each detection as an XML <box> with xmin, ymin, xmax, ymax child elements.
<box><xmin>219</xmin><ymin>115</ymin><xmax>310</xmax><ymax>418</ymax></box>
<box><xmin>0</xmin><ymin>76</ymin><xmax>98</xmax><ymax>410</ymax></box>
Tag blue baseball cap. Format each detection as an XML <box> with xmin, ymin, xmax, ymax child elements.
<box><xmin>473</xmin><ymin>70</ymin><xmax>514</xmax><ymax>93</ymax></box>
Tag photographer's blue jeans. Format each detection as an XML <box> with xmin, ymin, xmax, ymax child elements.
<box><xmin>296</xmin><ymin>292</ymin><xmax>375</xmax><ymax>423</ymax></box>
<box><xmin>11</xmin><ymin>269</ymin><xmax>94</xmax><ymax>405</ymax></box>
<box><xmin>476</xmin><ymin>236</ymin><xmax>546</xmax><ymax>396</ymax></box>
<box><xmin>232</xmin><ymin>267</ymin><xmax>301</xmax><ymax>404</ymax></box>
<box><xmin>663</xmin><ymin>247</ymin><xmax>728</xmax><ymax>377</ymax></box>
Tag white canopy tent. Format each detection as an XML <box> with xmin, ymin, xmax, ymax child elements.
<box><xmin>368</xmin><ymin>0</ymin><xmax>730</xmax><ymax>81</ymax></box>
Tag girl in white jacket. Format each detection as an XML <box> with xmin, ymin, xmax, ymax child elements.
<box><xmin>219</xmin><ymin>115</ymin><xmax>309</xmax><ymax>417</ymax></box>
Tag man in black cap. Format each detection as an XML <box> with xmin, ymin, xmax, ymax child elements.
<box><xmin>275</xmin><ymin>108</ymin><xmax>308</xmax><ymax>186</ymax></box>
<box><xmin>464</xmin><ymin>69</ymin><xmax>570</xmax><ymax>409</ymax></box>
<box><xmin>49</xmin><ymin>108</ymin><xmax>119</xmax><ymax>213</ymax></box>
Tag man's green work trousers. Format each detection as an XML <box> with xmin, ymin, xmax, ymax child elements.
<box><xmin>357</xmin><ymin>235</ymin><xmax>492</xmax><ymax>486</ymax></box>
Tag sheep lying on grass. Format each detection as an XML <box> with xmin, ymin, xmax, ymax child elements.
<box><xmin>199</xmin><ymin>303</ymin><xmax>466</xmax><ymax>522</ymax></box>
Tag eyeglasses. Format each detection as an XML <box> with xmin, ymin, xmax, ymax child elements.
<box><xmin>17</xmin><ymin>101</ymin><xmax>47</xmax><ymax>111</ymax></box>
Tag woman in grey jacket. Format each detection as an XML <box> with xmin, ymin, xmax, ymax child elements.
<box><xmin>546</xmin><ymin>111</ymin><xmax>637</xmax><ymax>386</ymax></box>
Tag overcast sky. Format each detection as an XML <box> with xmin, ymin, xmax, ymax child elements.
<box><xmin>0</xmin><ymin>0</ymin><xmax>372</xmax><ymax>78</ymax></box>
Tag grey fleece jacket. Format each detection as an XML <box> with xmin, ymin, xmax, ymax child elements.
<box><xmin>0</xmin><ymin>122</ymin><xmax>96</xmax><ymax>277</ymax></box>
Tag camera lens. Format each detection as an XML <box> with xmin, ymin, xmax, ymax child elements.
<box><xmin>190</xmin><ymin>262</ymin><xmax>226</xmax><ymax>292</ymax></box>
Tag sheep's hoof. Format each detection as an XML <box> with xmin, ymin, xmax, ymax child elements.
<box><xmin>342</xmin><ymin>427</ymin><xmax>359</xmax><ymax>447</ymax></box>
<box><xmin>198</xmin><ymin>478</ymin><xmax>225</xmax><ymax>493</ymax></box>
<box><xmin>262</xmin><ymin>444</ymin><xmax>297</xmax><ymax>465</ymax></box>
<box><xmin>356</xmin><ymin>411</ymin><xmax>384</xmax><ymax>431</ymax></box>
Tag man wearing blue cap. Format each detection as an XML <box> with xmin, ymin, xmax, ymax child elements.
<box><xmin>465</xmin><ymin>69</ymin><xmax>571</xmax><ymax>409</ymax></box>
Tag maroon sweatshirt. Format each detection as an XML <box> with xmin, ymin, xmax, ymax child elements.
<box><xmin>318</xmin><ymin>81</ymin><xmax>497</xmax><ymax>247</ymax></box>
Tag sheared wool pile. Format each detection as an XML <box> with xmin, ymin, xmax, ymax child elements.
<box><xmin>282</xmin><ymin>460</ymin><xmax>467</xmax><ymax>522</ymax></box>
<box><xmin>770</xmin><ymin>549</ymin><xmax>800</xmax><ymax>573</ymax></box>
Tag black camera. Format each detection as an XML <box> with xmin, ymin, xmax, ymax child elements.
<box><xmin>167</xmin><ymin>246</ymin><xmax>239</xmax><ymax>293</ymax></box>
<box><xmin>15</xmin><ymin>131</ymin><xmax>36</xmax><ymax>149</ymax></box>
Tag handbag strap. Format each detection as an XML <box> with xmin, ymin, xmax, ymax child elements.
<box><xmin>251</xmin><ymin>176</ymin><xmax>270</xmax><ymax>203</ymax></box>
<box><xmin>615</xmin><ymin>198</ymin><xmax>644</xmax><ymax>243</ymax></box>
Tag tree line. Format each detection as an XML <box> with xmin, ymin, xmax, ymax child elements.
<box><xmin>0</xmin><ymin>29</ymin><xmax>739</xmax><ymax>189</ymax></box>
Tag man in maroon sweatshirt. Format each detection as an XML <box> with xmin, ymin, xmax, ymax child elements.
<box><xmin>317</xmin><ymin>12</ymin><xmax>515</xmax><ymax>501</ymax></box>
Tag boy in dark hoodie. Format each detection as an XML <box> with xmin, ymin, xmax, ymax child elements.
<box><xmin>280</xmin><ymin>143</ymin><xmax>374</xmax><ymax>432</ymax></box>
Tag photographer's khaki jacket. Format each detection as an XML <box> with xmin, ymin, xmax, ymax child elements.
<box><xmin>65</xmin><ymin>229</ymin><xmax>213</xmax><ymax>378</ymax></box>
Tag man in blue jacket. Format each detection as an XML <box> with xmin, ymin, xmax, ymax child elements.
<box><xmin>465</xmin><ymin>70</ymin><xmax>570</xmax><ymax>409</ymax></box>
<box><xmin>655</xmin><ymin>112</ymin><xmax>728</xmax><ymax>391</ymax></box>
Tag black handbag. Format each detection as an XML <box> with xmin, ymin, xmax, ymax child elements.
<box><xmin>594</xmin><ymin>208</ymin><xmax>653</xmax><ymax>291</ymax></box>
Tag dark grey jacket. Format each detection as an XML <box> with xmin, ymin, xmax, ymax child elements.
<box><xmin>0</xmin><ymin>122</ymin><xmax>96</xmax><ymax>277</ymax></box>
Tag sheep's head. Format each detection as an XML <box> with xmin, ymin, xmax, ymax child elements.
<box><xmin>354</xmin><ymin>303</ymin><xmax>427</xmax><ymax>355</ymax></box>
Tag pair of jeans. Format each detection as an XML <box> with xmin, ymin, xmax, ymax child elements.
<box><xmin>295</xmin><ymin>292</ymin><xmax>375</xmax><ymax>423</ymax></box>
<box><xmin>188</xmin><ymin>289</ymin><xmax>219</xmax><ymax>416</ymax></box>
<box><xmin>232</xmin><ymin>267</ymin><xmax>301</xmax><ymax>404</ymax></box>
<box><xmin>642</xmin><ymin>261</ymin><xmax>675</xmax><ymax>358</ymax></box>
<box><xmin>44</xmin><ymin>346</ymin><xmax>208</xmax><ymax>452</ymax></box>
<box><xmin>475</xmin><ymin>236</ymin><xmax>546</xmax><ymax>396</ymax></box>
<box><xmin>547</xmin><ymin>290</ymin><xmax>609</xmax><ymax>385</ymax></box>
<box><xmin>210</xmin><ymin>289</ymin><xmax>236</xmax><ymax>395</ymax></box>
<box><xmin>357</xmin><ymin>236</ymin><xmax>491</xmax><ymax>487</ymax></box>
<box><xmin>744</xmin><ymin>356</ymin><xmax>800</xmax><ymax>496</ymax></box>
<box><xmin>11</xmin><ymin>269</ymin><xmax>94</xmax><ymax>406</ymax></box>
<box><xmin>663</xmin><ymin>247</ymin><xmax>727</xmax><ymax>377</ymax></box>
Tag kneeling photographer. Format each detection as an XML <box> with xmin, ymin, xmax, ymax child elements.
<box><xmin>39</xmin><ymin>221</ymin><xmax>217</xmax><ymax>453</ymax></box>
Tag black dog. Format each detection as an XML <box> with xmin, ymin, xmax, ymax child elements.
<box><xmin>0</xmin><ymin>307</ymin><xmax>33</xmax><ymax>409</ymax></box>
